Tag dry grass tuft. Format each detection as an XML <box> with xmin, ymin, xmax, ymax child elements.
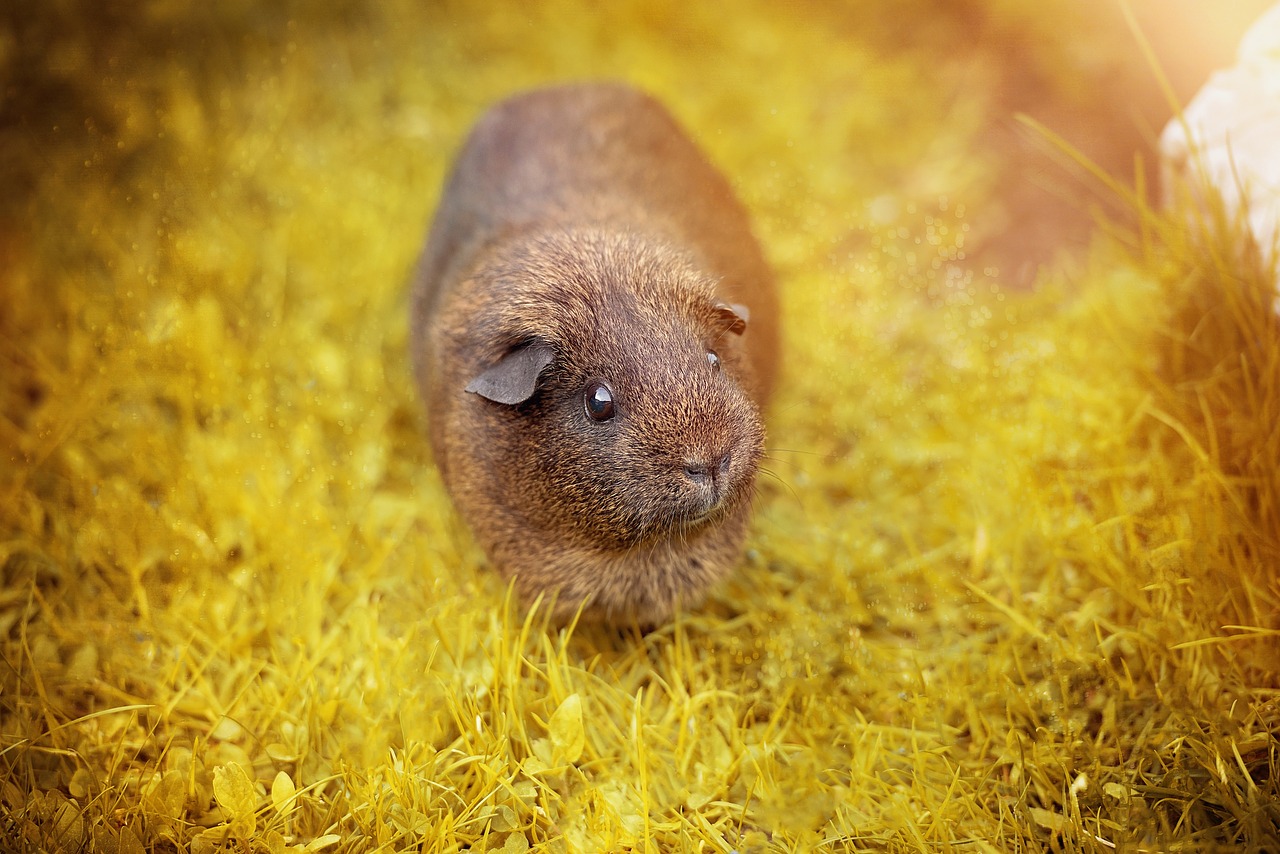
<box><xmin>1</xmin><ymin>2</ymin><xmax>1277</xmax><ymax>851</ymax></box>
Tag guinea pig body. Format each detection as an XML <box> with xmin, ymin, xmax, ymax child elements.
<box><xmin>411</xmin><ymin>82</ymin><xmax>778</xmax><ymax>623</ymax></box>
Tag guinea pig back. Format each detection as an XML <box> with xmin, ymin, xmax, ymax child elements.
<box><xmin>410</xmin><ymin>82</ymin><xmax>778</xmax><ymax>623</ymax></box>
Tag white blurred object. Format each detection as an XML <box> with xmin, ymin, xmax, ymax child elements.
<box><xmin>1159</xmin><ymin>2</ymin><xmax>1280</xmax><ymax>287</ymax></box>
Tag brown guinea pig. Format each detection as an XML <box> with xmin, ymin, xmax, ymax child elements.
<box><xmin>410</xmin><ymin>82</ymin><xmax>778</xmax><ymax>624</ymax></box>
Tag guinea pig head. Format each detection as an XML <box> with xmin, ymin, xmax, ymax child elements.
<box><xmin>441</xmin><ymin>229</ymin><xmax>766</xmax><ymax>563</ymax></box>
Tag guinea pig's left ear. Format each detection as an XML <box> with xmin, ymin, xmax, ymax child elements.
<box><xmin>713</xmin><ymin>300</ymin><xmax>749</xmax><ymax>335</ymax></box>
<box><xmin>465</xmin><ymin>341</ymin><xmax>554</xmax><ymax>405</ymax></box>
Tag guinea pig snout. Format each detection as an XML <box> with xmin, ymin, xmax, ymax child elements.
<box><xmin>683</xmin><ymin>450</ymin><xmax>732</xmax><ymax>489</ymax></box>
<box><xmin>680</xmin><ymin>446</ymin><xmax>740</xmax><ymax>517</ymax></box>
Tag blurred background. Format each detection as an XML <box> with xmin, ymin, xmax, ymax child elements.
<box><xmin>1</xmin><ymin>0</ymin><xmax>1274</xmax><ymax>288</ymax></box>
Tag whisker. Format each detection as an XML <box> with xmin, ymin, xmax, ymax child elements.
<box><xmin>757</xmin><ymin>466</ymin><xmax>802</xmax><ymax>506</ymax></box>
<box><xmin>763</xmin><ymin>397</ymin><xmax>814</xmax><ymax>418</ymax></box>
<box><xmin>763</xmin><ymin>446</ymin><xmax>822</xmax><ymax>458</ymax></box>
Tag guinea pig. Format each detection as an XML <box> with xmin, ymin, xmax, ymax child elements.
<box><xmin>410</xmin><ymin>82</ymin><xmax>778</xmax><ymax>624</ymax></box>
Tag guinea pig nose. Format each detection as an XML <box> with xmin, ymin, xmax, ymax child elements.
<box><xmin>684</xmin><ymin>450</ymin><xmax>732</xmax><ymax>486</ymax></box>
<box><xmin>683</xmin><ymin>461</ymin><xmax>711</xmax><ymax>485</ymax></box>
<box><xmin>717</xmin><ymin>450</ymin><xmax>732</xmax><ymax>479</ymax></box>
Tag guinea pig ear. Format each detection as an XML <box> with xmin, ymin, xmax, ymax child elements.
<box><xmin>713</xmin><ymin>300</ymin><xmax>749</xmax><ymax>336</ymax></box>
<box><xmin>465</xmin><ymin>341</ymin><xmax>555</xmax><ymax>405</ymax></box>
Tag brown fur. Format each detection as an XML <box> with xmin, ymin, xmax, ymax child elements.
<box><xmin>410</xmin><ymin>83</ymin><xmax>778</xmax><ymax>623</ymax></box>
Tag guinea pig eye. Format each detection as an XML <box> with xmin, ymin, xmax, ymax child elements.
<box><xmin>583</xmin><ymin>381</ymin><xmax>616</xmax><ymax>421</ymax></box>
<box><xmin>706</xmin><ymin>350</ymin><xmax>721</xmax><ymax>371</ymax></box>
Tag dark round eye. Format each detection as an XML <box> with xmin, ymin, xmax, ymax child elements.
<box><xmin>583</xmin><ymin>381</ymin><xmax>615</xmax><ymax>421</ymax></box>
<box><xmin>706</xmin><ymin>350</ymin><xmax>721</xmax><ymax>371</ymax></box>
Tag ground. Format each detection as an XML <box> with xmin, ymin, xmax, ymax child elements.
<box><xmin>1</xmin><ymin>2</ymin><xmax>1278</xmax><ymax>852</ymax></box>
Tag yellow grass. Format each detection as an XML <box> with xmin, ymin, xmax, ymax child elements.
<box><xmin>1</xmin><ymin>2</ymin><xmax>1277</xmax><ymax>851</ymax></box>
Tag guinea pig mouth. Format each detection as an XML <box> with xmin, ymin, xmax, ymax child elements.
<box><xmin>674</xmin><ymin>495</ymin><xmax>734</xmax><ymax>530</ymax></box>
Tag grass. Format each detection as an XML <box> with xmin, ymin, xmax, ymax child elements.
<box><xmin>1</xmin><ymin>1</ymin><xmax>1277</xmax><ymax>851</ymax></box>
